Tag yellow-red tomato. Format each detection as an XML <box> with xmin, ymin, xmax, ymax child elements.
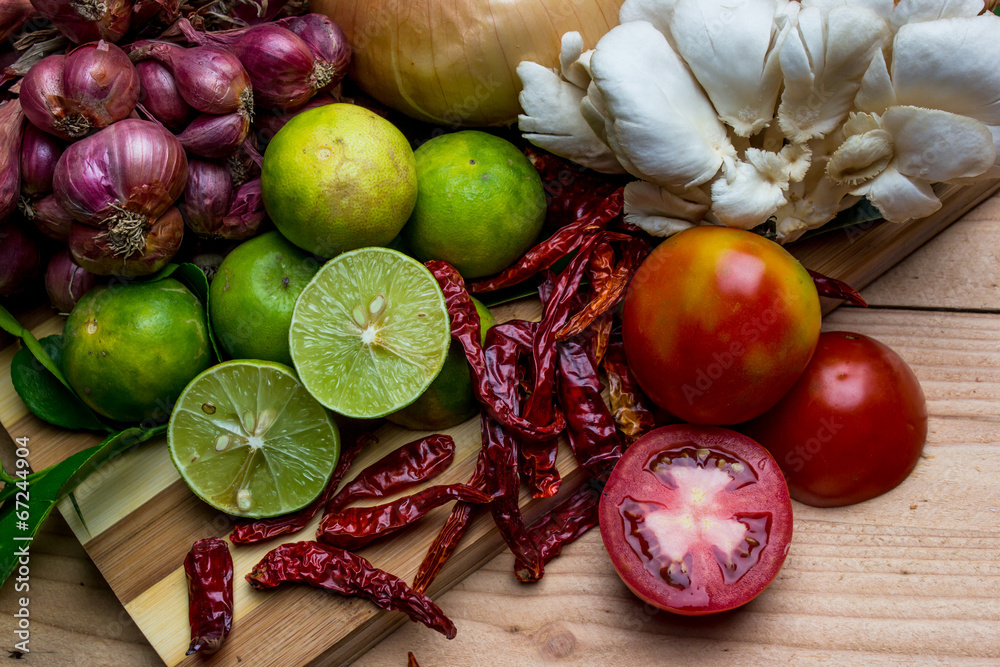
<box><xmin>622</xmin><ymin>227</ymin><xmax>821</xmax><ymax>425</ymax></box>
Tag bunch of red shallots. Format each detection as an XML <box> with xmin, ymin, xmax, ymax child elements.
<box><xmin>1</xmin><ymin>0</ymin><xmax>351</xmax><ymax>312</ymax></box>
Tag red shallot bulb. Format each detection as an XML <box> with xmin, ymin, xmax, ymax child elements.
<box><xmin>21</xmin><ymin>41</ymin><xmax>140</xmax><ymax>140</ymax></box>
<box><xmin>45</xmin><ymin>250</ymin><xmax>97</xmax><ymax>312</ymax></box>
<box><xmin>23</xmin><ymin>193</ymin><xmax>75</xmax><ymax>241</ymax></box>
<box><xmin>0</xmin><ymin>98</ymin><xmax>24</xmax><ymax>224</ymax></box>
<box><xmin>253</xmin><ymin>92</ymin><xmax>338</xmax><ymax>146</ymax></box>
<box><xmin>0</xmin><ymin>0</ymin><xmax>34</xmax><ymax>45</ymax></box>
<box><xmin>136</xmin><ymin>60</ymin><xmax>193</xmax><ymax>132</ymax></box>
<box><xmin>53</xmin><ymin>119</ymin><xmax>187</xmax><ymax>257</ymax></box>
<box><xmin>178</xmin><ymin>20</ymin><xmax>329</xmax><ymax>110</ymax></box>
<box><xmin>229</xmin><ymin>0</ymin><xmax>287</xmax><ymax>25</ymax></box>
<box><xmin>20</xmin><ymin>124</ymin><xmax>63</xmax><ymax>196</ymax></box>
<box><xmin>30</xmin><ymin>0</ymin><xmax>132</xmax><ymax>45</ymax></box>
<box><xmin>128</xmin><ymin>41</ymin><xmax>253</xmax><ymax>117</ymax></box>
<box><xmin>180</xmin><ymin>158</ymin><xmax>264</xmax><ymax>239</ymax></box>
<box><xmin>276</xmin><ymin>14</ymin><xmax>351</xmax><ymax>92</ymax></box>
<box><xmin>177</xmin><ymin>111</ymin><xmax>250</xmax><ymax>159</ymax></box>
<box><xmin>0</xmin><ymin>221</ymin><xmax>42</xmax><ymax>298</ymax></box>
<box><xmin>69</xmin><ymin>206</ymin><xmax>184</xmax><ymax>276</ymax></box>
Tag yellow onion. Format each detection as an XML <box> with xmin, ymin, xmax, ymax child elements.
<box><xmin>311</xmin><ymin>0</ymin><xmax>624</xmax><ymax>126</ymax></box>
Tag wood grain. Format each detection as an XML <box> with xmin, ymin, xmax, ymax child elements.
<box><xmin>2</xmin><ymin>183</ymin><xmax>999</xmax><ymax>665</ymax></box>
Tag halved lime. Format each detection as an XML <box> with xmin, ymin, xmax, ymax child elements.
<box><xmin>289</xmin><ymin>247</ymin><xmax>451</xmax><ymax>419</ymax></box>
<box><xmin>168</xmin><ymin>360</ymin><xmax>340</xmax><ymax>518</ymax></box>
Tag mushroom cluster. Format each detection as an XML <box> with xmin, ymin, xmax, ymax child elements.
<box><xmin>518</xmin><ymin>0</ymin><xmax>1000</xmax><ymax>242</ymax></box>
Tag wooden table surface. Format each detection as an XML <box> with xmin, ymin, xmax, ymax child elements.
<box><xmin>2</xmin><ymin>196</ymin><xmax>1000</xmax><ymax>666</ymax></box>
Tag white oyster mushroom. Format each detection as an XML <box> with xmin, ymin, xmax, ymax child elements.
<box><xmin>618</xmin><ymin>0</ymin><xmax>677</xmax><ymax>42</ymax></box>
<box><xmin>712</xmin><ymin>144</ymin><xmax>813</xmax><ymax>228</ymax></box>
<box><xmin>623</xmin><ymin>181</ymin><xmax>710</xmax><ymax>237</ymax></box>
<box><xmin>839</xmin><ymin>107</ymin><xmax>997</xmax><ymax>221</ymax></box>
<box><xmin>669</xmin><ymin>0</ymin><xmax>795</xmax><ymax>137</ymax></box>
<box><xmin>778</xmin><ymin>4</ymin><xmax>890</xmax><ymax>142</ymax></box>
<box><xmin>517</xmin><ymin>33</ymin><xmax>625</xmax><ymax>174</ymax></box>
<box><xmin>590</xmin><ymin>20</ymin><xmax>736</xmax><ymax>189</ymax></box>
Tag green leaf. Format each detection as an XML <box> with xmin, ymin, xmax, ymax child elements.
<box><xmin>10</xmin><ymin>335</ymin><xmax>109</xmax><ymax>432</ymax></box>
<box><xmin>0</xmin><ymin>425</ymin><xmax>166</xmax><ymax>585</ymax></box>
<box><xmin>0</xmin><ymin>303</ymin><xmax>74</xmax><ymax>393</ymax></box>
<box><xmin>800</xmin><ymin>198</ymin><xmax>884</xmax><ymax>240</ymax></box>
<box><xmin>172</xmin><ymin>262</ymin><xmax>223</xmax><ymax>362</ymax></box>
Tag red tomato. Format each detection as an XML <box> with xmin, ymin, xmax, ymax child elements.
<box><xmin>622</xmin><ymin>227</ymin><xmax>821</xmax><ymax>425</ymax></box>
<box><xmin>743</xmin><ymin>331</ymin><xmax>927</xmax><ymax>507</ymax></box>
<box><xmin>599</xmin><ymin>425</ymin><xmax>793</xmax><ymax>615</ymax></box>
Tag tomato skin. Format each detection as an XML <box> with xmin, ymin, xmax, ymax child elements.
<box><xmin>622</xmin><ymin>227</ymin><xmax>821</xmax><ymax>425</ymax></box>
<box><xmin>599</xmin><ymin>425</ymin><xmax>793</xmax><ymax>616</ymax></box>
<box><xmin>743</xmin><ymin>331</ymin><xmax>928</xmax><ymax>507</ymax></box>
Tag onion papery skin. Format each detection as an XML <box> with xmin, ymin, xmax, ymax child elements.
<box><xmin>128</xmin><ymin>41</ymin><xmax>253</xmax><ymax>117</ymax></box>
<box><xmin>179</xmin><ymin>21</ymin><xmax>325</xmax><ymax>110</ymax></box>
<box><xmin>69</xmin><ymin>205</ymin><xmax>184</xmax><ymax>275</ymax></box>
<box><xmin>45</xmin><ymin>250</ymin><xmax>97</xmax><ymax>312</ymax></box>
<box><xmin>136</xmin><ymin>59</ymin><xmax>193</xmax><ymax>131</ymax></box>
<box><xmin>0</xmin><ymin>0</ymin><xmax>35</xmax><ymax>44</ymax></box>
<box><xmin>31</xmin><ymin>0</ymin><xmax>133</xmax><ymax>45</ymax></box>
<box><xmin>0</xmin><ymin>99</ymin><xmax>24</xmax><ymax>224</ymax></box>
<box><xmin>0</xmin><ymin>221</ymin><xmax>42</xmax><ymax>297</ymax></box>
<box><xmin>230</xmin><ymin>0</ymin><xmax>288</xmax><ymax>25</ymax></box>
<box><xmin>20</xmin><ymin>123</ymin><xmax>63</xmax><ymax>196</ymax></box>
<box><xmin>53</xmin><ymin>118</ymin><xmax>187</xmax><ymax>227</ymax></box>
<box><xmin>311</xmin><ymin>0</ymin><xmax>624</xmax><ymax>126</ymax></box>
<box><xmin>21</xmin><ymin>41</ymin><xmax>140</xmax><ymax>141</ymax></box>
<box><xmin>177</xmin><ymin>111</ymin><xmax>250</xmax><ymax>158</ymax></box>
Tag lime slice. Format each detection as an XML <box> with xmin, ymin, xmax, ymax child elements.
<box><xmin>168</xmin><ymin>360</ymin><xmax>340</xmax><ymax>518</ymax></box>
<box><xmin>289</xmin><ymin>247</ymin><xmax>451</xmax><ymax>418</ymax></box>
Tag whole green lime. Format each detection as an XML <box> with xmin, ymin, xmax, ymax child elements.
<box><xmin>386</xmin><ymin>297</ymin><xmax>496</xmax><ymax>431</ymax></box>
<box><xmin>402</xmin><ymin>131</ymin><xmax>546</xmax><ymax>279</ymax></box>
<box><xmin>62</xmin><ymin>278</ymin><xmax>212</xmax><ymax>423</ymax></box>
<box><xmin>210</xmin><ymin>231</ymin><xmax>319</xmax><ymax>365</ymax></box>
<box><xmin>261</xmin><ymin>103</ymin><xmax>418</xmax><ymax>258</ymax></box>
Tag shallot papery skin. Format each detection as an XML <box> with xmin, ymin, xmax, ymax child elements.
<box><xmin>26</xmin><ymin>193</ymin><xmax>74</xmax><ymax>241</ymax></box>
<box><xmin>21</xmin><ymin>41</ymin><xmax>140</xmax><ymax>140</ymax></box>
<box><xmin>69</xmin><ymin>206</ymin><xmax>184</xmax><ymax>275</ymax></box>
<box><xmin>45</xmin><ymin>250</ymin><xmax>97</xmax><ymax>312</ymax></box>
<box><xmin>136</xmin><ymin>59</ymin><xmax>193</xmax><ymax>131</ymax></box>
<box><xmin>0</xmin><ymin>0</ymin><xmax>34</xmax><ymax>44</ymax></box>
<box><xmin>31</xmin><ymin>0</ymin><xmax>132</xmax><ymax>45</ymax></box>
<box><xmin>0</xmin><ymin>98</ymin><xmax>24</xmax><ymax>224</ymax></box>
<box><xmin>128</xmin><ymin>41</ymin><xmax>253</xmax><ymax>117</ymax></box>
<box><xmin>20</xmin><ymin>123</ymin><xmax>63</xmax><ymax>196</ymax></box>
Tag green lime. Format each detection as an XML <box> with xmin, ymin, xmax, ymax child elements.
<box><xmin>386</xmin><ymin>297</ymin><xmax>496</xmax><ymax>431</ymax></box>
<box><xmin>62</xmin><ymin>278</ymin><xmax>212</xmax><ymax>423</ymax></box>
<box><xmin>210</xmin><ymin>231</ymin><xmax>319</xmax><ymax>366</ymax></box>
<box><xmin>402</xmin><ymin>130</ymin><xmax>546</xmax><ymax>279</ymax></box>
<box><xmin>289</xmin><ymin>247</ymin><xmax>450</xmax><ymax>419</ymax></box>
<box><xmin>261</xmin><ymin>103</ymin><xmax>418</xmax><ymax>258</ymax></box>
<box><xmin>168</xmin><ymin>360</ymin><xmax>340</xmax><ymax>518</ymax></box>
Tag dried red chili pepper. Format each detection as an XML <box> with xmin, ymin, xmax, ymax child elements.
<box><xmin>470</xmin><ymin>188</ymin><xmax>624</xmax><ymax>293</ymax></box>
<box><xmin>184</xmin><ymin>537</ymin><xmax>233</xmax><ymax>655</ymax></box>
<box><xmin>426</xmin><ymin>260</ymin><xmax>566</xmax><ymax>442</ymax></box>
<box><xmin>808</xmin><ymin>269</ymin><xmax>868</xmax><ymax>307</ymax></box>
<box><xmin>412</xmin><ymin>501</ymin><xmax>476</xmax><ymax>594</ymax></box>
<box><xmin>521</xmin><ymin>233</ymin><xmax>604</xmax><ymax>498</ymax></box>
<box><xmin>602</xmin><ymin>335</ymin><xmax>656</xmax><ymax>441</ymax></box>
<box><xmin>556</xmin><ymin>235</ymin><xmax>650</xmax><ymax>341</ymax></box>
<box><xmin>230</xmin><ymin>433</ymin><xmax>374</xmax><ymax>544</ymax></box>
<box><xmin>408</xmin><ymin>652</ymin><xmax>420</xmax><ymax>667</ymax></box>
<box><xmin>247</xmin><ymin>541</ymin><xmax>457</xmax><ymax>639</ymax></box>
<box><xmin>525</xmin><ymin>146</ymin><xmax>623</xmax><ymax>229</ymax></box>
<box><xmin>326</xmin><ymin>434</ymin><xmax>455</xmax><ymax>514</ymax></box>
<box><xmin>518</xmin><ymin>482</ymin><xmax>601</xmax><ymax>581</ymax></box>
<box><xmin>317</xmin><ymin>484</ymin><xmax>492</xmax><ymax>550</ymax></box>
<box><xmin>557</xmin><ymin>336</ymin><xmax>622</xmax><ymax>479</ymax></box>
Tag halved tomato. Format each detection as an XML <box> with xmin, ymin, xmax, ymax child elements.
<box><xmin>599</xmin><ymin>425</ymin><xmax>792</xmax><ymax>615</ymax></box>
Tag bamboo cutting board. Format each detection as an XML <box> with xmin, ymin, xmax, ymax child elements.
<box><xmin>0</xmin><ymin>178</ymin><xmax>998</xmax><ymax>666</ymax></box>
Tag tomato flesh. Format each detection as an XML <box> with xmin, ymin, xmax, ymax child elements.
<box><xmin>742</xmin><ymin>331</ymin><xmax>928</xmax><ymax>507</ymax></box>
<box><xmin>622</xmin><ymin>226</ymin><xmax>821</xmax><ymax>425</ymax></box>
<box><xmin>600</xmin><ymin>425</ymin><xmax>792</xmax><ymax>615</ymax></box>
